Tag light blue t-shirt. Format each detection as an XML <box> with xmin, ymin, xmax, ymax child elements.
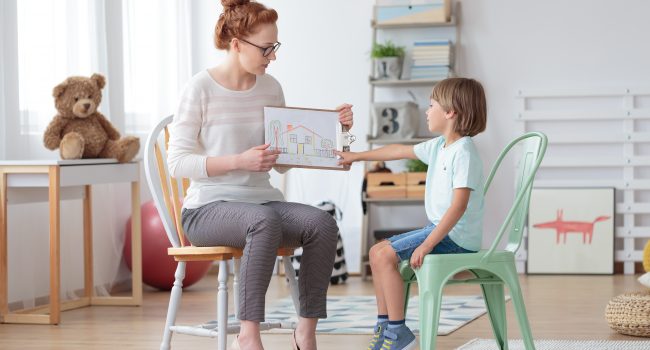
<box><xmin>413</xmin><ymin>136</ymin><xmax>484</xmax><ymax>251</ymax></box>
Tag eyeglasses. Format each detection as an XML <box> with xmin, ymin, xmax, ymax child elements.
<box><xmin>239</xmin><ymin>38</ymin><xmax>281</xmax><ymax>57</ymax></box>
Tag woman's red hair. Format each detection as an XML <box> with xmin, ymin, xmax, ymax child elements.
<box><xmin>215</xmin><ymin>0</ymin><xmax>278</xmax><ymax>50</ymax></box>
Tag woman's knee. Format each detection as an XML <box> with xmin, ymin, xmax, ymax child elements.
<box><xmin>312</xmin><ymin>210</ymin><xmax>339</xmax><ymax>243</ymax></box>
<box><xmin>249</xmin><ymin>206</ymin><xmax>282</xmax><ymax>236</ymax></box>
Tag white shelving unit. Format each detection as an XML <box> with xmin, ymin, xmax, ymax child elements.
<box><xmin>515</xmin><ymin>87</ymin><xmax>650</xmax><ymax>275</ymax></box>
<box><xmin>360</xmin><ymin>6</ymin><xmax>459</xmax><ymax>279</ymax></box>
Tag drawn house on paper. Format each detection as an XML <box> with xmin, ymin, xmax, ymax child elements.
<box><xmin>268</xmin><ymin>120</ymin><xmax>335</xmax><ymax>158</ymax></box>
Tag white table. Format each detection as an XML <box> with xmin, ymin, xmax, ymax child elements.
<box><xmin>0</xmin><ymin>159</ymin><xmax>142</xmax><ymax>324</ymax></box>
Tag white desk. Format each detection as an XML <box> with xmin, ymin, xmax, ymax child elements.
<box><xmin>0</xmin><ymin>160</ymin><xmax>142</xmax><ymax>325</ymax></box>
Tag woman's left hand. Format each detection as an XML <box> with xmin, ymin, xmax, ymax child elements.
<box><xmin>337</xmin><ymin>103</ymin><xmax>353</xmax><ymax>129</ymax></box>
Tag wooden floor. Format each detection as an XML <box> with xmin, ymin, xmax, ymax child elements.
<box><xmin>0</xmin><ymin>273</ymin><xmax>645</xmax><ymax>349</ymax></box>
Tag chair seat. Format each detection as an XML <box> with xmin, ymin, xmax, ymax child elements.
<box><xmin>168</xmin><ymin>246</ymin><xmax>296</xmax><ymax>261</ymax></box>
<box><xmin>399</xmin><ymin>249</ymin><xmax>516</xmax><ymax>283</ymax></box>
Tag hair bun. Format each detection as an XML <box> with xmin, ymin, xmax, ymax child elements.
<box><xmin>222</xmin><ymin>0</ymin><xmax>249</xmax><ymax>9</ymax></box>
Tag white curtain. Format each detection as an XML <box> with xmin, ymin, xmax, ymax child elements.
<box><xmin>16</xmin><ymin>0</ymin><xmax>110</xmax><ymax>136</ymax></box>
<box><xmin>122</xmin><ymin>0</ymin><xmax>192</xmax><ymax>133</ymax></box>
<box><xmin>1</xmin><ymin>0</ymin><xmax>192</xmax><ymax>310</ymax></box>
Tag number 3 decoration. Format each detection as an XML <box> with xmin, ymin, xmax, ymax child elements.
<box><xmin>370</xmin><ymin>101</ymin><xmax>419</xmax><ymax>140</ymax></box>
<box><xmin>381</xmin><ymin>107</ymin><xmax>400</xmax><ymax>134</ymax></box>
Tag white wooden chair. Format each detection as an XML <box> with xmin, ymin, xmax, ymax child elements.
<box><xmin>144</xmin><ymin>115</ymin><xmax>300</xmax><ymax>350</ymax></box>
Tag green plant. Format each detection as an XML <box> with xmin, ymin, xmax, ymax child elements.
<box><xmin>371</xmin><ymin>40</ymin><xmax>405</xmax><ymax>58</ymax></box>
<box><xmin>406</xmin><ymin>159</ymin><xmax>428</xmax><ymax>172</ymax></box>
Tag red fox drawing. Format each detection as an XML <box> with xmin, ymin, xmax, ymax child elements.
<box><xmin>533</xmin><ymin>209</ymin><xmax>610</xmax><ymax>245</ymax></box>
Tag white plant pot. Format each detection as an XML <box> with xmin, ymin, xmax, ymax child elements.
<box><xmin>374</xmin><ymin>57</ymin><xmax>402</xmax><ymax>80</ymax></box>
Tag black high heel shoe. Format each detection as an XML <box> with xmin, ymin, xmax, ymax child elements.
<box><xmin>291</xmin><ymin>330</ymin><xmax>301</xmax><ymax>350</ymax></box>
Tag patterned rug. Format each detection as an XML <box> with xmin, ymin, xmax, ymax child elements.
<box><xmin>257</xmin><ymin>295</ymin><xmax>504</xmax><ymax>335</ymax></box>
<box><xmin>457</xmin><ymin>339</ymin><xmax>650</xmax><ymax>350</ymax></box>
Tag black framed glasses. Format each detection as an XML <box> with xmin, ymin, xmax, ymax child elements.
<box><xmin>239</xmin><ymin>38</ymin><xmax>281</xmax><ymax>57</ymax></box>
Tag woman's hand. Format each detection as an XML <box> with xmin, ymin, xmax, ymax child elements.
<box><xmin>237</xmin><ymin>144</ymin><xmax>281</xmax><ymax>172</ymax></box>
<box><xmin>410</xmin><ymin>241</ymin><xmax>434</xmax><ymax>269</ymax></box>
<box><xmin>336</xmin><ymin>103</ymin><xmax>353</xmax><ymax>129</ymax></box>
<box><xmin>334</xmin><ymin>151</ymin><xmax>359</xmax><ymax>166</ymax></box>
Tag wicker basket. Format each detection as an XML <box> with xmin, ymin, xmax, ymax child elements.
<box><xmin>606</xmin><ymin>291</ymin><xmax>650</xmax><ymax>337</ymax></box>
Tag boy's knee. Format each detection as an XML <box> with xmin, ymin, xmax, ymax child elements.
<box><xmin>376</xmin><ymin>245</ymin><xmax>398</xmax><ymax>265</ymax></box>
<box><xmin>369</xmin><ymin>242</ymin><xmax>385</xmax><ymax>262</ymax></box>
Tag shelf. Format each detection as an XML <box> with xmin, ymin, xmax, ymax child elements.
<box><xmin>367</xmin><ymin>137</ymin><xmax>430</xmax><ymax>145</ymax></box>
<box><xmin>363</xmin><ymin>195</ymin><xmax>424</xmax><ymax>204</ymax></box>
<box><xmin>371</xmin><ymin>16</ymin><xmax>456</xmax><ymax>29</ymax></box>
<box><xmin>369</xmin><ymin>78</ymin><xmax>442</xmax><ymax>87</ymax></box>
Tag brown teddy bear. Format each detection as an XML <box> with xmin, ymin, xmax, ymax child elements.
<box><xmin>43</xmin><ymin>73</ymin><xmax>139</xmax><ymax>163</ymax></box>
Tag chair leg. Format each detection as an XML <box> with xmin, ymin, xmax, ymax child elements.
<box><xmin>217</xmin><ymin>260</ymin><xmax>229</xmax><ymax>350</ymax></box>
<box><xmin>233</xmin><ymin>257</ymin><xmax>241</xmax><ymax>319</ymax></box>
<box><xmin>400</xmin><ymin>262</ymin><xmax>416</xmax><ymax>316</ymax></box>
<box><xmin>403</xmin><ymin>281</ymin><xmax>411</xmax><ymax>315</ymax></box>
<box><xmin>161</xmin><ymin>262</ymin><xmax>186</xmax><ymax>350</ymax></box>
<box><xmin>502</xmin><ymin>265</ymin><xmax>535</xmax><ymax>350</ymax></box>
<box><xmin>415</xmin><ymin>269</ymin><xmax>446</xmax><ymax>350</ymax></box>
<box><xmin>481</xmin><ymin>282</ymin><xmax>508</xmax><ymax>349</ymax></box>
<box><xmin>283</xmin><ymin>257</ymin><xmax>301</xmax><ymax>316</ymax></box>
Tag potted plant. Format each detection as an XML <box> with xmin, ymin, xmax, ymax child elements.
<box><xmin>371</xmin><ymin>40</ymin><xmax>405</xmax><ymax>80</ymax></box>
<box><xmin>406</xmin><ymin>159</ymin><xmax>427</xmax><ymax>199</ymax></box>
<box><xmin>406</xmin><ymin>159</ymin><xmax>428</xmax><ymax>173</ymax></box>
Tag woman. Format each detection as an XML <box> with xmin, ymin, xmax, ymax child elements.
<box><xmin>167</xmin><ymin>1</ymin><xmax>354</xmax><ymax>349</ymax></box>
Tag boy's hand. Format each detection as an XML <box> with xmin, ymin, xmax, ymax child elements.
<box><xmin>410</xmin><ymin>241</ymin><xmax>434</xmax><ymax>269</ymax></box>
<box><xmin>336</xmin><ymin>103</ymin><xmax>353</xmax><ymax>129</ymax></box>
<box><xmin>335</xmin><ymin>151</ymin><xmax>358</xmax><ymax>166</ymax></box>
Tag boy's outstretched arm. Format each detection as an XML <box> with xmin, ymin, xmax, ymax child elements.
<box><xmin>335</xmin><ymin>144</ymin><xmax>417</xmax><ymax>166</ymax></box>
<box><xmin>410</xmin><ymin>188</ymin><xmax>471</xmax><ymax>269</ymax></box>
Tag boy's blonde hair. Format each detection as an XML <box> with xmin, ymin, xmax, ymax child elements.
<box><xmin>430</xmin><ymin>78</ymin><xmax>487</xmax><ymax>137</ymax></box>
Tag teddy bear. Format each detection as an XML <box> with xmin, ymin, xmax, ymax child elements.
<box><xmin>43</xmin><ymin>73</ymin><xmax>139</xmax><ymax>163</ymax></box>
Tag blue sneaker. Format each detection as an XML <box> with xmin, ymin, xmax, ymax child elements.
<box><xmin>367</xmin><ymin>321</ymin><xmax>388</xmax><ymax>350</ymax></box>
<box><xmin>381</xmin><ymin>325</ymin><xmax>416</xmax><ymax>350</ymax></box>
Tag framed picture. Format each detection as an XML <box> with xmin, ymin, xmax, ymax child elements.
<box><xmin>527</xmin><ymin>188</ymin><xmax>615</xmax><ymax>274</ymax></box>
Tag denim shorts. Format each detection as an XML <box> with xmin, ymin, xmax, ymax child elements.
<box><xmin>387</xmin><ymin>223</ymin><xmax>475</xmax><ymax>262</ymax></box>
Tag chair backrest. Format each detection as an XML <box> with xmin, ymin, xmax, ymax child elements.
<box><xmin>143</xmin><ymin>115</ymin><xmax>190</xmax><ymax>248</ymax></box>
<box><xmin>482</xmin><ymin>132</ymin><xmax>548</xmax><ymax>260</ymax></box>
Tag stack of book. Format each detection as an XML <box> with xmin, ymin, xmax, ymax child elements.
<box><xmin>404</xmin><ymin>39</ymin><xmax>453</xmax><ymax>81</ymax></box>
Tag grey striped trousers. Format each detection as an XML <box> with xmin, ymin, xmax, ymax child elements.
<box><xmin>181</xmin><ymin>200</ymin><xmax>339</xmax><ymax>321</ymax></box>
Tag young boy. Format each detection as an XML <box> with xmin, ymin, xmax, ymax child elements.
<box><xmin>336</xmin><ymin>78</ymin><xmax>487</xmax><ymax>350</ymax></box>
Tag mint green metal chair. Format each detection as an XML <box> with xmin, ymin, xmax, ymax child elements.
<box><xmin>399</xmin><ymin>132</ymin><xmax>547</xmax><ymax>350</ymax></box>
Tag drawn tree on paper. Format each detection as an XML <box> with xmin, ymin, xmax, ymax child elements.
<box><xmin>267</xmin><ymin>120</ymin><xmax>284</xmax><ymax>151</ymax></box>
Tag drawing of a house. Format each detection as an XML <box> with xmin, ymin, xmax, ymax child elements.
<box><xmin>279</xmin><ymin>123</ymin><xmax>335</xmax><ymax>158</ymax></box>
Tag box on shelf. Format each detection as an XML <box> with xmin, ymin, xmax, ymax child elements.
<box><xmin>366</xmin><ymin>173</ymin><xmax>407</xmax><ymax>198</ymax></box>
<box><xmin>406</xmin><ymin>172</ymin><xmax>426</xmax><ymax>198</ymax></box>
<box><xmin>375</xmin><ymin>0</ymin><xmax>451</xmax><ymax>25</ymax></box>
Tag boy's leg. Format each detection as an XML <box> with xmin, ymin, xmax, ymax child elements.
<box><xmin>369</xmin><ymin>241</ymin><xmax>392</xmax><ymax>315</ymax></box>
<box><xmin>374</xmin><ymin>244</ymin><xmax>405</xmax><ymax>321</ymax></box>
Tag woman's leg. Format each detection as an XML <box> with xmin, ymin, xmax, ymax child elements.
<box><xmin>182</xmin><ymin>201</ymin><xmax>283</xmax><ymax>349</ymax></box>
<box><xmin>263</xmin><ymin>201</ymin><xmax>339</xmax><ymax>350</ymax></box>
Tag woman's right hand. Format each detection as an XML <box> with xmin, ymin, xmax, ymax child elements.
<box><xmin>237</xmin><ymin>144</ymin><xmax>281</xmax><ymax>172</ymax></box>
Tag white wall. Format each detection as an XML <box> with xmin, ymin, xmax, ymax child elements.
<box><xmin>190</xmin><ymin>0</ymin><xmax>650</xmax><ymax>273</ymax></box>
<box><xmin>458</xmin><ymin>0</ymin><xmax>650</xmax><ymax>249</ymax></box>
